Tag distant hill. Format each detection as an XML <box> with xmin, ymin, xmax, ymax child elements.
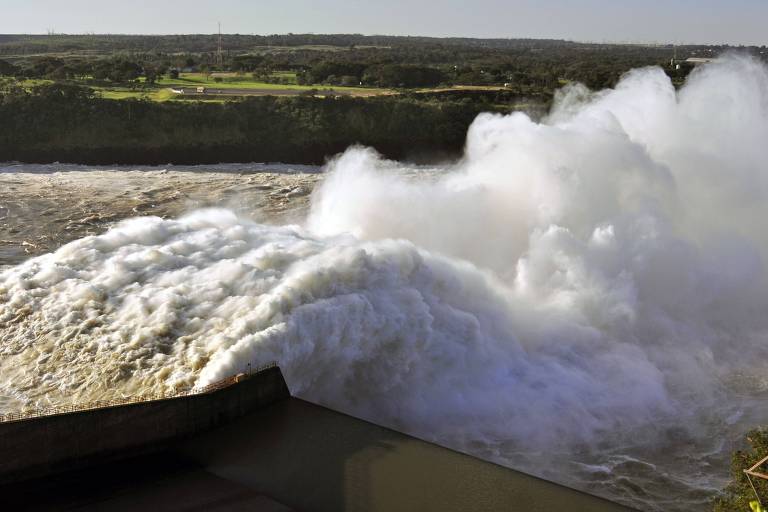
<box><xmin>0</xmin><ymin>33</ymin><xmax>735</xmax><ymax>57</ymax></box>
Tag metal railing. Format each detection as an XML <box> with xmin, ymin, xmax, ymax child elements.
<box><xmin>0</xmin><ymin>361</ymin><xmax>277</xmax><ymax>424</ymax></box>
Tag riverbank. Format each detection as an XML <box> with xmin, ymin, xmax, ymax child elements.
<box><xmin>0</xmin><ymin>88</ymin><xmax>545</xmax><ymax>165</ymax></box>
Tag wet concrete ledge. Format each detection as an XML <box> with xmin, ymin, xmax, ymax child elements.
<box><xmin>0</xmin><ymin>367</ymin><xmax>635</xmax><ymax>511</ymax></box>
<box><xmin>174</xmin><ymin>397</ymin><xmax>637</xmax><ymax>512</ymax></box>
<box><xmin>0</xmin><ymin>366</ymin><xmax>290</xmax><ymax>485</ymax></box>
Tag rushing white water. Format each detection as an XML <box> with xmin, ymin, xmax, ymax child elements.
<box><xmin>2</xmin><ymin>55</ymin><xmax>768</xmax><ymax>510</ymax></box>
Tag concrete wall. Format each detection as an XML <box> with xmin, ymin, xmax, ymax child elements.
<box><xmin>0</xmin><ymin>370</ymin><xmax>634</xmax><ymax>511</ymax></box>
<box><xmin>180</xmin><ymin>398</ymin><xmax>635</xmax><ymax>512</ymax></box>
<box><xmin>0</xmin><ymin>367</ymin><xmax>290</xmax><ymax>484</ymax></box>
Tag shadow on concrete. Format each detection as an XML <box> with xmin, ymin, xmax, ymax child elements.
<box><xmin>0</xmin><ymin>451</ymin><xmax>291</xmax><ymax>511</ymax></box>
<box><xmin>0</xmin><ymin>382</ymin><xmax>636</xmax><ymax>511</ymax></box>
<box><xmin>178</xmin><ymin>397</ymin><xmax>636</xmax><ymax>512</ymax></box>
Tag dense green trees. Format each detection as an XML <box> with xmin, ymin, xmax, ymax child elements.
<box><xmin>363</xmin><ymin>64</ymin><xmax>446</xmax><ymax>88</ymax></box>
<box><xmin>91</xmin><ymin>59</ymin><xmax>143</xmax><ymax>82</ymax></box>
<box><xmin>298</xmin><ymin>61</ymin><xmax>367</xmax><ymax>85</ymax></box>
<box><xmin>0</xmin><ymin>58</ymin><xmax>19</xmax><ymax>76</ymax></box>
<box><xmin>714</xmin><ymin>430</ymin><xmax>768</xmax><ymax>511</ymax></box>
<box><xmin>2</xmin><ymin>55</ymin><xmax>151</xmax><ymax>83</ymax></box>
<box><xmin>25</xmin><ymin>57</ymin><xmax>66</xmax><ymax>78</ymax></box>
<box><xmin>2</xmin><ymin>33</ymin><xmax>760</xmax><ymax>59</ymax></box>
<box><xmin>2</xmin><ymin>34</ymin><xmax>753</xmax><ymax>93</ymax></box>
<box><xmin>232</xmin><ymin>54</ymin><xmax>265</xmax><ymax>72</ymax></box>
<box><xmin>297</xmin><ymin>61</ymin><xmax>447</xmax><ymax>88</ymax></box>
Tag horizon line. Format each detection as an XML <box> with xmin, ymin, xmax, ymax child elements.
<box><xmin>0</xmin><ymin>32</ymin><xmax>765</xmax><ymax>48</ymax></box>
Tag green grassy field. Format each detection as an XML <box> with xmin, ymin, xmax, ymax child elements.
<box><xmin>95</xmin><ymin>88</ymin><xmax>179</xmax><ymax>101</ymax></box>
<box><xmin>157</xmin><ymin>72</ymin><xmax>379</xmax><ymax>94</ymax></box>
<box><xmin>3</xmin><ymin>72</ymin><xmax>390</xmax><ymax>102</ymax></box>
<box><xmin>6</xmin><ymin>72</ymin><xmax>518</xmax><ymax>102</ymax></box>
<box><xmin>17</xmin><ymin>79</ymin><xmax>54</xmax><ymax>88</ymax></box>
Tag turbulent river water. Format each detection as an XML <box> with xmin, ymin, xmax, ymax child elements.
<box><xmin>3</xmin><ymin>56</ymin><xmax>768</xmax><ymax>511</ymax></box>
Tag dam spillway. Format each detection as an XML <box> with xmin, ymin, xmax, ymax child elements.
<box><xmin>0</xmin><ymin>365</ymin><xmax>634</xmax><ymax>511</ymax></box>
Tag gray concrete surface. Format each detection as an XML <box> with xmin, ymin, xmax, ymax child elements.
<box><xmin>0</xmin><ymin>367</ymin><xmax>635</xmax><ymax>511</ymax></box>
<box><xmin>180</xmin><ymin>398</ymin><xmax>637</xmax><ymax>512</ymax></box>
<box><xmin>0</xmin><ymin>367</ymin><xmax>290</xmax><ymax>484</ymax></box>
<box><xmin>1</xmin><ymin>452</ymin><xmax>294</xmax><ymax>511</ymax></box>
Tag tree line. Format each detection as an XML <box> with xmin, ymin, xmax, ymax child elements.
<box><xmin>3</xmin><ymin>33</ymin><xmax>762</xmax><ymax>92</ymax></box>
<box><xmin>0</xmin><ymin>83</ymin><xmax>514</xmax><ymax>164</ymax></box>
<box><xmin>2</xmin><ymin>33</ymin><xmax>764</xmax><ymax>56</ymax></box>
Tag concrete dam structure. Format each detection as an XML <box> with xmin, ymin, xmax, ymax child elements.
<box><xmin>0</xmin><ymin>363</ymin><xmax>288</xmax><ymax>485</ymax></box>
<box><xmin>0</xmin><ymin>366</ymin><xmax>635</xmax><ymax>511</ymax></box>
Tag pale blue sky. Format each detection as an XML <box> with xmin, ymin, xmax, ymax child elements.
<box><xmin>0</xmin><ymin>0</ymin><xmax>765</xmax><ymax>46</ymax></box>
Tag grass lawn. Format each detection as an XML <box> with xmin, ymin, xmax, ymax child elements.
<box><xmin>18</xmin><ymin>79</ymin><xmax>54</xmax><ymax>88</ymax></box>
<box><xmin>157</xmin><ymin>73</ymin><xmax>382</xmax><ymax>94</ymax></box>
<box><xmin>95</xmin><ymin>87</ymin><xmax>180</xmax><ymax>101</ymax></box>
<box><xmin>2</xmin><ymin>73</ymin><xmax>392</xmax><ymax>101</ymax></box>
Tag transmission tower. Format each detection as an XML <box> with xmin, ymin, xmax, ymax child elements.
<box><xmin>217</xmin><ymin>22</ymin><xmax>223</xmax><ymax>68</ymax></box>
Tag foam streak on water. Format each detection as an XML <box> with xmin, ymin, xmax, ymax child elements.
<box><xmin>3</xmin><ymin>56</ymin><xmax>768</xmax><ymax>511</ymax></box>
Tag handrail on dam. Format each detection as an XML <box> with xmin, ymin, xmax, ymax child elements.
<box><xmin>0</xmin><ymin>361</ymin><xmax>278</xmax><ymax>424</ymax></box>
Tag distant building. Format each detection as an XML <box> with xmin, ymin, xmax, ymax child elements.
<box><xmin>669</xmin><ymin>56</ymin><xmax>715</xmax><ymax>70</ymax></box>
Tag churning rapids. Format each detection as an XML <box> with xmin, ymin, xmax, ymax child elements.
<box><xmin>2</xmin><ymin>56</ymin><xmax>768</xmax><ymax>511</ymax></box>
